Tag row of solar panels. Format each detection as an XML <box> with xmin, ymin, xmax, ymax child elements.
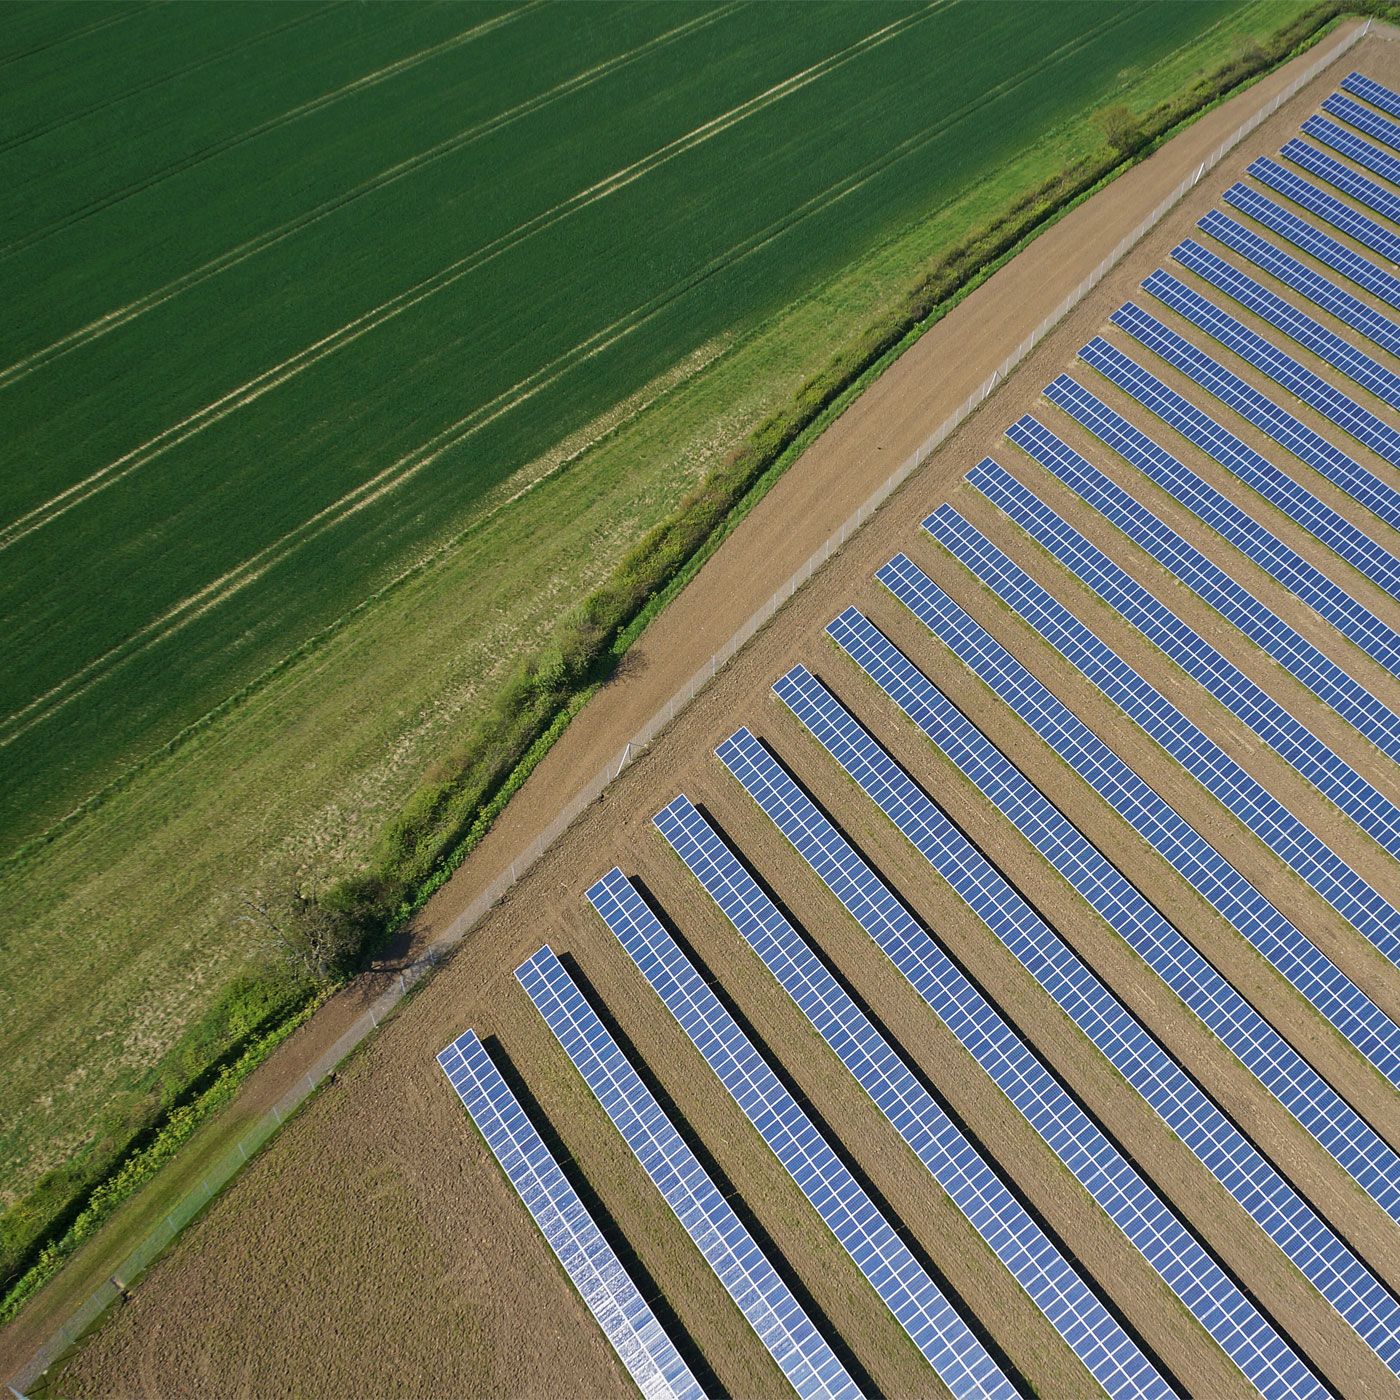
<box><xmin>434</xmin><ymin>69</ymin><xmax>1400</xmax><ymax>1399</ymax></box>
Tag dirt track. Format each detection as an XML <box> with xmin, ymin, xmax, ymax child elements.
<box><xmin>37</xmin><ymin>19</ymin><xmax>1400</xmax><ymax>1399</ymax></box>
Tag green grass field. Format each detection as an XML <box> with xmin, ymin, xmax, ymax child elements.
<box><xmin>0</xmin><ymin>0</ymin><xmax>1310</xmax><ymax>1291</ymax></box>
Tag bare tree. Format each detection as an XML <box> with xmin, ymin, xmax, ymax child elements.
<box><xmin>238</xmin><ymin>887</ymin><xmax>354</xmax><ymax>983</ymax></box>
<box><xmin>1094</xmin><ymin>103</ymin><xmax>1144</xmax><ymax>159</ymax></box>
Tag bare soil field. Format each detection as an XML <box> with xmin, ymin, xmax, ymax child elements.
<box><xmin>40</xmin><ymin>20</ymin><xmax>1400</xmax><ymax>1400</ymax></box>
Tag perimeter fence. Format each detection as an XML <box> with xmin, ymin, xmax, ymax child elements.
<box><xmin>6</xmin><ymin>16</ymin><xmax>1369</xmax><ymax>1393</ymax></box>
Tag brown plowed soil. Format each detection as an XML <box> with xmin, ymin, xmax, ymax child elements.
<box><xmin>35</xmin><ymin>21</ymin><xmax>1400</xmax><ymax>1400</ymax></box>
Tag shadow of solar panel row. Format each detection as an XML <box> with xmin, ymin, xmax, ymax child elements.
<box><xmin>827</xmin><ymin>599</ymin><xmax>1400</xmax><ymax>1233</ymax></box>
<box><xmin>1301</xmin><ymin>115</ymin><xmax>1400</xmax><ymax>188</ymax></box>
<box><xmin>973</xmin><ymin>451</ymin><xmax>1400</xmax><ymax>868</ymax></box>
<box><xmin>1281</xmin><ymin>137</ymin><xmax>1400</xmax><ymax>226</ymax></box>
<box><xmin>584</xmin><ymin>866</ymin><xmax>1016</xmax><ymax>1400</ymax></box>
<box><xmin>1341</xmin><ymin>69</ymin><xmax>1400</xmax><ymax>119</ymax></box>
<box><xmin>516</xmin><ymin>946</ymin><xmax>861</xmax><ymax>1400</ymax></box>
<box><xmin>652</xmin><ymin>793</ymin><xmax>1171</xmax><ymax>1400</ymax></box>
<box><xmin>437</xmin><ymin>1030</ymin><xmax>704</xmax><ymax>1400</ymax></box>
<box><xmin>961</xmin><ymin>452</ymin><xmax>1400</xmax><ymax>970</ymax></box>
<box><xmin>1170</xmin><ymin>239</ymin><xmax>1400</xmax><ymax>409</ymax></box>
<box><xmin>1143</xmin><ymin>269</ymin><xmax>1400</xmax><ymax>466</ymax></box>
<box><xmin>912</xmin><ymin>509</ymin><xmax>1400</xmax><ymax>1086</ymax></box>
<box><xmin>772</xmin><ymin>662</ymin><xmax>1400</xmax><ymax>1376</ymax></box>
<box><xmin>1087</xmin><ymin>315</ymin><xmax>1400</xmax><ymax>588</ymax></box>
<box><xmin>1221</xmin><ymin>182</ymin><xmax>1400</xmax><ymax>308</ymax></box>
<box><xmin>1323</xmin><ymin>90</ymin><xmax>1400</xmax><ymax>154</ymax></box>
<box><xmin>1248</xmin><ymin>155</ymin><xmax>1400</xmax><ymax>263</ymax></box>
<box><xmin>1009</xmin><ymin>398</ymin><xmax>1400</xmax><ymax>761</ymax></box>
<box><xmin>1198</xmin><ymin>208</ymin><xmax>1400</xmax><ymax>356</ymax></box>
<box><xmin>721</xmin><ymin>711</ymin><xmax>1328</xmax><ymax>1400</ymax></box>
<box><xmin>1052</xmin><ymin>360</ymin><xmax>1400</xmax><ymax>672</ymax></box>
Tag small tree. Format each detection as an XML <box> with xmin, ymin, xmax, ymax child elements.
<box><xmin>238</xmin><ymin>886</ymin><xmax>356</xmax><ymax>984</ymax></box>
<box><xmin>1094</xmin><ymin>104</ymin><xmax>1144</xmax><ymax>159</ymax></box>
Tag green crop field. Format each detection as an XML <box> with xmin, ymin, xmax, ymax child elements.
<box><xmin>0</xmin><ymin>0</ymin><xmax>1317</xmax><ymax>1303</ymax></box>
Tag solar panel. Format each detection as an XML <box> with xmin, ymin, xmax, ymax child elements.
<box><xmin>1302</xmin><ymin>115</ymin><xmax>1400</xmax><ymax>188</ymax></box>
<box><xmin>1323</xmin><ymin>91</ymin><xmax>1400</xmax><ymax>154</ymax></box>
<box><xmin>585</xmin><ymin>865</ymin><xmax>1017</xmax><ymax>1400</ymax></box>
<box><xmin>1143</xmin><ymin>269</ymin><xmax>1400</xmax><ymax>466</ymax></box>
<box><xmin>1341</xmin><ymin>71</ymin><xmax>1400</xmax><ymax>121</ymax></box>
<box><xmin>1058</xmin><ymin>355</ymin><xmax>1400</xmax><ymax>673</ymax></box>
<box><xmin>717</xmin><ymin>724</ymin><xmax>1327</xmax><ymax>1400</ymax></box>
<box><xmin>828</xmin><ymin>600</ymin><xmax>1400</xmax><ymax>1232</ymax></box>
<box><xmin>1221</xmin><ymin>182</ymin><xmax>1400</xmax><ymax>309</ymax></box>
<box><xmin>992</xmin><ymin>394</ymin><xmax>1400</xmax><ymax>763</ymax></box>
<box><xmin>437</xmin><ymin>1030</ymin><xmax>704</xmax><ymax>1400</ymax></box>
<box><xmin>1281</xmin><ymin>138</ymin><xmax>1400</xmax><ymax>226</ymax></box>
<box><xmin>977</xmin><ymin>444</ymin><xmax>1400</xmax><ymax>868</ymax></box>
<box><xmin>1170</xmin><ymin>238</ymin><xmax>1400</xmax><ymax>407</ymax></box>
<box><xmin>1247</xmin><ymin>155</ymin><xmax>1400</xmax><ymax>263</ymax></box>
<box><xmin>918</xmin><ymin>504</ymin><xmax>1400</xmax><ymax>1069</ymax></box>
<box><xmin>1198</xmin><ymin>208</ymin><xmax>1400</xmax><ymax>356</ymax></box>
<box><xmin>772</xmin><ymin>662</ymin><xmax>1400</xmax><ymax>1376</ymax></box>
<box><xmin>651</xmin><ymin>795</ymin><xmax>1171</xmax><ymax>1400</ymax></box>
<box><xmin>516</xmin><ymin>946</ymin><xmax>860</xmax><ymax>1400</ymax></box>
<box><xmin>1079</xmin><ymin>326</ymin><xmax>1400</xmax><ymax>602</ymax></box>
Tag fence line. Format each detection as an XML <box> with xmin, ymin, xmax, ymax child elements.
<box><xmin>5</xmin><ymin>18</ymin><xmax>1367</xmax><ymax>1392</ymax></box>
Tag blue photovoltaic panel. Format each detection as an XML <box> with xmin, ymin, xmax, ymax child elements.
<box><xmin>923</xmin><ymin>503</ymin><xmax>1400</xmax><ymax>1052</ymax></box>
<box><xmin>1341</xmin><ymin>70</ymin><xmax>1400</xmax><ymax>118</ymax></box>
<box><xmin>651</xmin><ymin>796</ymin><xmax>1171</xmax><ymax>1400</ymax></box>
<box><xmin>1302</xmin><ymin>115</ymin><xmax>1400</xmax><ymax>188</ymax></box>
<box><xmin>924</xmin><ymin>501</ymin><xmax>1400</xmax><ymax>1069</ymax></box>
<box><xmin>437</xmin><ymin>1030</ymin><xmax>704</xmax><ymax>1400</ymax></box>
<box><xmin>585</xmin><ymin>866</ymin><xmax>1016</xmax><ymax>1400</ymax></box>
<box><xmin>1247</xmin><ymin>156</ymin><xmax>1400</xmax><ymax>263</ymax></box>
<box><xmin>718</xmin><ymin>723</ymin><xmax>1327</xmax><ymax>1400</ymax></box>
<box><xmin>1079</xmin><ymin>327</ymin><xmax>1400</xmax><ymax>602</ymax></box>
<box><xmin>772</xmin><ymin>663</ymin><xmax>1400</xmax><ymax>1376</ymax></box>
<box><xmin>1281</xmin><ymin>138</ymin><xmax>1400</xmax><ymax>226</ymax></box>
<box><xmin>828</xmin><ymin>601</ymin><xmax>1400</xmax><ymax>1232</ymax></box>
<box><xmin>1322</xmin><ymin>91</ymin><xmax>1400</xmax><ymax>154</ymax></box>
<box><xmin>1199</xmin><ymin>208</ymin><xmax>1400</xmax><ymax>356</ymax></box>
<box><xmin>990</xmin><ymin>394</ymin><xmax>1400</xmax><ymax>763</ymax></box>
<box><xmin>977</xmin><ymin>444</ymin><xmax>1400</xmax><ymax>867</ymax></box>
<box><xmin>1170</xmin><ymin>238</ymin><xmax>1400</xmax><ymax>407</ymax></box>
<box><xmin>1143</xmin><ymin>269</ymin><xmax>1400</xmax><ymax>467</ymax></box>
<box><xmin>1059</xmin><ymin>355</ymin><xmax>1400</xmax><ymax>673</ymax></box>
<box><xmin>1221</xmin><ymin>183</ymin><xmax>1400</xmax><ymax>309</ymax></box>
<box><xmin>516</xmin><ymin>946</ymin><xmax>860</xmax><ymax>1400</ymax></box>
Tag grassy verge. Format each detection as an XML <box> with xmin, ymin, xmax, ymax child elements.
<box><xmin>3</xmin><ymin>0</ymin><xmax>1388</xmax><ymax>1332</ymax></box>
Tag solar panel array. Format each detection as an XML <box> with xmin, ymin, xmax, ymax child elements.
<box><xmin>1301</xmin><ymin>114</ymin><xmax>1400</xmax><ymax>187</ymax></box>
<box><xmin>1322</xmin><ymin>90</ymin><xmax>1400</xmax><ymax>152</ymax></box>
<box><xmin>1049</xmin><ymin>362</ymin><xmax>1400</xmax><ymax>672</ymax></box>
<box><xmin>717</xmin><ymin>721</ymin><xmax>1326</xmax><ymax>1400</ymax></box>
<box><xmin>1083</xmin><ymin>320</ymin><xmax>1400</xmax><ymax>589</ymax></box>
<box><xmin>974</xmin><ymin>447</ymin><xmax>1400</xmax><ymax>864</ymax></box>
<box><xmin>1221</xmin><ymin>181</ymin><xmax>1400</xmax><ymax>308</ymax></box>
<box><xmin>584</xmin><ymin>865</ymin><xmax>1017</xmax><ymax>1400</ymax></box>
<box><xmin>516</xmin><ymin>945</ymin><xmax>861</xmax><ymax>1400</ymax></box>
<box><xmin>915</xmin><ymin>507</ymin><xmax>1400</xmax><ymax>1085</ymax></box>
<box><xmin>1171</xmin><ymin>237</ymin><xmax>1400</xmax><ymax>406</ymax></box>
<box><xmin>652</xmin><ymin>792</ymin><xmax>1171</xmax><ymax>1400</ymax></box>
<box><xmin>991</xmin><ymin>399</ymin><xmax>1400</xmax><ymax>762</ymax></box>
<box><xmin>1197</xmin><ymin>208</ymin><xmax>1400</xmax><ymax>356</ymax></box>
<box><xmin>772</xmin><ymin>661</ymin><xmax>1400</xmax><ymax>1377</ymax></box>
<box><xmin>434</xmin><ymin>67</ymin><xmax>1400</xmax><ymax>1394</ymax></box>
<box><xmin>1247</xmin><ymin>155</ymin><xmax>1400</xmax><ymax>262</ymax></box>
<box><xmin>1143</xmin><ymin>269</ymin><xmax>1400</xmax><ymax>466</ymax></box>
<box><xmin>437</xmin><ymin>1030</ymin><xmax>704</xmax><ymax>1400</ymax></box>
<box><xmin>1341</xmin><ymin>69</ymin><xmax>1400</xmax><ymax>119</ymax></box>
<box><xmin>936</xmin><ymin>474</ymin><xmax>1400</xmax><ymax>972</ymax></box>
<box><xmin>825</xmin><ymin>600</ymin><xmax>1400</xmax><ymax>1228</ymax></box>
<box><xmin>1280</xmin><ymin>137</ymin><xmax>1400</xmax><ymax>226</ymax></box>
